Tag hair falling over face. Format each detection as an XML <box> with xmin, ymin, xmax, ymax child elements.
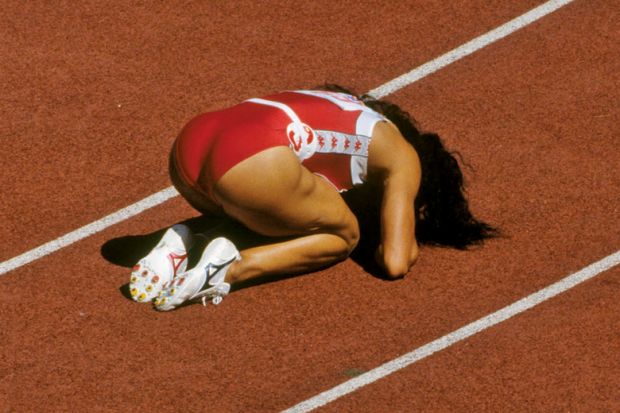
<box><xmin>318</xmin><ymin>83</ymin><xmax>499</xmax><ymax>250</ymax></box>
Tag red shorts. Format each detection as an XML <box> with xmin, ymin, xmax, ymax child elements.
<box><xmin>171</xmin><ymin>90</ymin><xmax>386</xmax><ymax>203</ymax></box>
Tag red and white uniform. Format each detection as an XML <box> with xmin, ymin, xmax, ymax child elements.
<box><xmin>173</xmin><ymin>90</ymin><xmax>387</xmax><ymax>202</ymax></box>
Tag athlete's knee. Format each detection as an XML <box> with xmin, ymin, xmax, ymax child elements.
<box><xmin>340</xmin><ymin>214</ymin><xmax>360</xmax><ymax>255</ymax></box>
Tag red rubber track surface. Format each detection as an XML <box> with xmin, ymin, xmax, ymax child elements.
<box><xmin>1</xmin><ymin>1</ymin><xmax>618</xmax><ymax>411</ymax></box>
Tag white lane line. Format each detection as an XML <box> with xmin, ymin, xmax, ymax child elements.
<box><xmin>368</xmin><ymin>0</ymin><xmax>575</xmax><ymax>98</ymax></box>
<box><xmin>0</xmin><ymin>0</ymin><xmax>575</xmax><ymax>276</ymax></box>
<box><xmin>282</xmin><ymin>251</ymin><xmax>620</xmax><ymax>413</ymax></box>
<box><xmin>0</xmin><ymin>187</ymin><xmax>178</xmax><ymax>276</ymax></box>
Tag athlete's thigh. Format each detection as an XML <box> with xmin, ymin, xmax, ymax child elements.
<box><xmin>213</xmin><ymin>147</ymin><xmax>358</xmax><ymax>240</ymax></box>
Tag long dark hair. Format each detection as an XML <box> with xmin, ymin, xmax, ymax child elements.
<box><xmin>318</xmin><ymin>84</ymin><xmax>498</xmax><ymax>249</ymax></box>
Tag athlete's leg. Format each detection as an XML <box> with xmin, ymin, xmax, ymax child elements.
<box><xmin>212</xmin><ymin>146</ymin><xmax>360</xmax><ymax>285</ymax></box>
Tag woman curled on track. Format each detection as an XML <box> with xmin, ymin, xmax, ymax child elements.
<box><xmin>129</xmin><ymin>85</ymin><xmax>498</xmax><ymax>311</ymax></box>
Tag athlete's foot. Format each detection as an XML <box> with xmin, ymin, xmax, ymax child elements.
<box><xmin>154</xmin><ymin>237</ymin><xmax>240</xmax><ymax>311</ymax></box>
<box><xmin>129</xmin><ymin>224</ymin><xmax>194</xmax><ymax>303</ymax></box>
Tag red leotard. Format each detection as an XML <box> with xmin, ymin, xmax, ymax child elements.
<box><xmin>172</xmin><ymin>90</ymin><xmax>387</xmax><ymax>202</ymax></box>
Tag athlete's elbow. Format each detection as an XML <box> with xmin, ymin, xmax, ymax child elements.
<box><xmin>383</xmin><ymin>261</ymin><xmax>409</xmax><ymax>279</ymax></box>
<box><xmin>381</xmin><ymin>250</ymin><xmax>417</xmax><ymax>280</ymax></box>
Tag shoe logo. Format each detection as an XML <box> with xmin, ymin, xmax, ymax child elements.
<box><xmin>168</xmin><ymin>252</ymin><xmax>187</xmax><ymax>276</ymax></box>
<box><xmin>205</xmin><ymin>257</ymin><xmax>237</xmax><ymax>283</ymax></box>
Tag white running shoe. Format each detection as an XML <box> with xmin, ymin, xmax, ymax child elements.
<box><xmin>154</xmin><ymin>237</ymin><xmax>240</xmax><ymax>311</ymax></box>
<box><xmin>129</xmin><ymin>224</ymin><xmax>194</xmax><ymax>303</ymax></box>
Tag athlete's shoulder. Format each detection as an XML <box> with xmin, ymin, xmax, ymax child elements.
<box><xmin>368</xmin><ymin>121</ymin><xmax>420</xmax><ymax>178</ymax></box>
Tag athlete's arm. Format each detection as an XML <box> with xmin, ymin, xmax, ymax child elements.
<box><xmin>369</xmin><ymin>122</ymin><xmax>421</xmax><ymax>278</ymax></box>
